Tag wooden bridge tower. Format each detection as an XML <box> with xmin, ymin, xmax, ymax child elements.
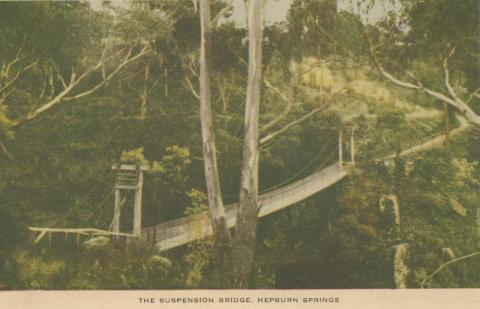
<box><xmin>111</xmin><ymin>164</ymin><xmax>149</xmax><ymax>237</ymax></box>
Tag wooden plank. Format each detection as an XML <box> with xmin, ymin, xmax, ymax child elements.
<box><xmin>145</xmin><ymin>163</ymin><xmax>348</xmax><ymax>252</ymax></box>
<box><xmin>112</xmin><ymin>164</ymin><xmax>149</xmax><ymax>171</ymax></box>
<box><xmin>146</xmin><ymin>117</ymin><xmax>468</xmax><ymax>252</ymax></box>
<box><xmin>28</xmin><ymin>227</ymin><xmax>138</xmax><ymax>238</ymax></box>
<box><xmin>34</xmin><ymin>230</ymin><xmax>47</xmax><ymax>244</ymax></box>
<box><xmin>114</xmin><ymin>185</ymin><xmax>138</xmax><ymax>190</ymax></box>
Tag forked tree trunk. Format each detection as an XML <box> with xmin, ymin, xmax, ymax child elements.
<box><xmin>198</xmin><ymin>0</ymin><xmax>264</xmax><ymax>288</ymax></box>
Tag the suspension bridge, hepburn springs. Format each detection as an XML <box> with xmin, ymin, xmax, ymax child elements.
<box><xmin>29</xmin><ymin>117</ymin><xmax>470</xmax><ymax>252</ymax></box>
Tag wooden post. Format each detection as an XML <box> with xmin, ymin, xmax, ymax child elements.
<box><xmin>338</xmin><ymin>129</ymin><xmax>343</xmax><ymax>166</ymax></box>
<box><xmin>477</xmin><ymin>208</ymin><xmax>480</xmax><ymax>249</ymax></box>
<box><xmin>350</xmin><ymin>127</ymin><xmax>355</xmax><ymax>167</ymax></box>
<box><xmin>113</xmin><ymin>188</ymin><xmax>121</xmax><ymax>234</ymax></box>
<box><xmin>133</xmin><ymin>168</ymin><xmax>144</xmax><ymax>237</ymax></box>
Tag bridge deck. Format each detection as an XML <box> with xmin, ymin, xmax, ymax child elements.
<box><xmin>141</xmin><ymin>163</ymin><xmax>349</xmax><ymax>251</ymax></box>
<box><xmin>143</xmin><ymin>117</ymin><xmax>472</xmax><ymax>252</ymax></box>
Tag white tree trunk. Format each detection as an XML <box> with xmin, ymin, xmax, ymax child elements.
<box><xmin>199</xmin><ymin>0</ymin><xmax>231</xmax><ymax>268</ymax></box>
<box><xmin>228</xmin><ymin>0</ymin><xmax>264</xmax><ymax>288</ymax></box>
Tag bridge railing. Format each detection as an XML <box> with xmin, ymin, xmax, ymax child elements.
<box><xmin>141</xmin><ymin>163</ymin><xmax>349</xmax><ymax>251</ymax></box>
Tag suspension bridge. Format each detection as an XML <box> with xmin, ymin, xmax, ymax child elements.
<box><xmin>29</xmin><ymin>117</ymin><xmax>470</xmax><ymax>251</ymax></box>
<box><xmin>141</xmin><ymin>117</ymin><xmax>469</xmax><ymax>252</ymax></box>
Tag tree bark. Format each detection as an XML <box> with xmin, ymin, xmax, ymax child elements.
<box><xmin>198</xmin><ymin>0</ymin><xmax>232</xmax><ymax>276</ymax></box>
<box><xmin>198</xmin><ymin>0</ymin><xmax>264</xmax><ymax>288</ymax></box>
<box><xmin>226</xmin><ymin>0</ymin><xmax>264</xmax><ymax>288</ymax></box>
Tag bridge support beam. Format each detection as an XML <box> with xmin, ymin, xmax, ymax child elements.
<box><xmin>350</xmin><ymin>127</ymin><xmax>355</xmax><ymax>167</ymax></box>
<box><xmin>112</xmin><ymin>164</ymin><xmax>149</xmax><ymax>238</ymax></box>
<box><xmin>477</xmin><ymin>208</ymin><xmax>480</xmax><ymax>249</ymax></box>
<box><xmin>133</xmin><ymin>168</ymin><xmax>144</xmax><ymax>237</ymax></box>
<box><xmin>113</xmin><ymin>188</ymin><xmax>121</xmax><ymax>234</ymax></box>
<box><xmin>338</xmin><ymin>129</ymin><xmax>343</xmax><ymax>166</ymax></box>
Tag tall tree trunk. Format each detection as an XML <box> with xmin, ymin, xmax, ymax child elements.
<box><xmin>198</xmin><ymin>0</ymin><xmax>232</xmax><ymax>275</ymax></box>
<box><xmin>227</xmin><ymin>0</ymin><xmax>264</xmax><ymax>288</ymax></box>
<box><xmin>139</xmin><ymin>64</ymin><xmax>150</xmax><ymax>120</ymax></box>
<box><xmin>199</xmin><ymin>0</ymin><xmax>264</xmax><ymax>288</ymax></box>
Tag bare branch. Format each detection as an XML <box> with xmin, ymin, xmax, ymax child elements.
<box><xmin>211</xmin><ymin>0</ymin><xmax>234</xmax><ymax>28</ymax></box>
<box><xmin>263</xmin><ymin>78</ymin><xmax>289</xmax><ymax>101</ymax></box>
<box><xmin>1</xmin><ymin>41</ymin><xmax>26</xmax><ymax>79</ymax></box>
<box><xmin>370</xmin><ymin>41</ymin><xmax>480</xmax><ymax>125</ymax></box>
<box><xmin>185</xmin><ymin>76</ymin><xmax>200</xmax><ymax>99</ymax></box>
<box><xmin>58</xmin><ymin>71</ymin><xmax>68</xmax><ymax>90</ymax></box>
<box><xmin>443</xmin><ymin>46</ymin><xmax>463</xmax><ymax>104</ymax></box>
<box><xmin>99</xmin><ymin>47</ymin><xmax>127</xmax><ymax>65</ymax></box>
<box><xmin>370</xmin><ymin>45</ymin><xmax>421</xmax><ymax>91</ymax></box>
<box><xmin>260</xmin><ymin>77</ymin><xmax>294</xmax><ymax>133</ymax></box>
<box><xmin>0</xmin><ymin>59</ymin><xmax>38</xmax><ymax>94</ymax></box>
<box><xmin>260</xmin><ymin>84</ymin><xmax>349</xmax><ymax>145</ymax></box>
<box><xmin>227</xmin><ymin>44</ymin><xmax>248</xmax><ymax>67</ymax></box>
<box><xmin>10</xmin><ymin>78</ymin><xmax>80</xmax><ymax>127</ymax></box>
<box><xmin>63</xmin><ymin>45</ymin><xmax>150</xmax><ymax>101</ymax></box>
<box><xmin>0</xmin><ymin>141</ymin><xmax>13</xmax><ymax>160</ymax></box>
<box><xmin>0</xmin><ymin>88</ymin><xmax>15</xmax><ymax>105</ymax></box>
<box><xmin>10</xmin><ymin>45</ymin><xmax>150</xmax><ymax>128</ymax></box>
<box><xmin>188</xmin><ymin>52</ymin><xmax>198</xmax><ymax>77</ymax></box>
<box><xmin>466</xmin><ymin>86</ymin><xmax>480</xmax><ymax>104</ymax></box>
<box><xmin>421</xmin><ymin>251</ymin><xmax>480</xmax><ymax>288</ymax></box>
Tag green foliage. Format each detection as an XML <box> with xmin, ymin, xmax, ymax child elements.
<box><xmin>0</xmin><ymin>0</ymin><xmax>479</xmax><ymax>290</ymax></box>
<box><xmin>69</xmin><ymin>242</ymin><xmax>180</xmax><ymax>289</ymax></box>
<box><xmin>144</xmin><ymin>145</ymin><xmax>193</xmax><ymax>224</ymax></box>
<box><xmin>184</xmin><ymin>189</ymin><xmax>209</xmax><ymax>216</ymax></box>
<box><xmin>3</xmin><ymin>250</ymin><xmax>66</xmax><ymax>289</ymax></box>
<box><xmin>120</xmin><ymin>147</ymin><xmax>149</xmax><ymax>166</ymax></box>
<box><xmin>181</xmin><ymin>189</ymin><xmax>214</xmax><ymax>288</ymax></box>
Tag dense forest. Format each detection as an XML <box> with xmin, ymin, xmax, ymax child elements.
<box><xmin>0</xmin><ymin>0</ymin><xmax>479</xmax><ymax>289</ymax></box>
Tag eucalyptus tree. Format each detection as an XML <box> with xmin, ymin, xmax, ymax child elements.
<box><xmin>198</xmin><ymin>0</ymin><xmax>264</xmax><ymax>288</ymax></box>
<box><xmin>0</xmin><ymin>2</ymin><xmax>153</xmax><ymax>140</ymax></box>
<box><xmin>368</xmin><ymin>0</ymin><xmax>480</xmax><ymax>125</ymax></box>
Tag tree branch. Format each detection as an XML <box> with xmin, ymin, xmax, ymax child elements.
<box><xmin>370</xmin><ymin>42</ymin><xmax>480</xmax><ymax>125</ymax></box>
<box><xmin>260</xmin><ymin>84</ymin><xmax>348</xmax><ymax>145</ymax></box>
<box><xmin>185</xmin><ymin>76</ymin><xmax>200</xmax><ymax>99</ymax></box>
<box><xmin>0</xmin><ymin>141</ymin><xmax>14</xmax><ymax>160</ymax></box>
<box><xmin>443</xmin><ymin>46</ymin><xmax>463</xmax><ymax>104</ymax></box>
<box><xmin>421</xmin><ymin>251</ymin><xmax>480</xmax><ymax>288</ymax></box>
<box><xmin>211</xmin><ymin>0</ymin><xmax>234</xmax><ymax>28</ymax></box>
<box><xmin>0</xmin><ymin>59</ymin><xmax>38</xmax><ymax>94</ymax></box>
<box><xmin>466</xmin><ymin>85</ymin><xmax>480</xmax><ymax>104</ymax></box>
<box><xmin>1</xmin><ymin>41</ymin><xmax>25</xmax><ymax>79</ymax></box>
<box><xmin>63</xmin><ymin>45</ymin><xmax>150</xmax><ymax>101</ymax></box>
<box><xmin>260</xmin><ymin>77</ymin><xmax>294</xmax><ymax>133</ymax></box>
<box><xmin>0</xmin><ymin>88</ymin><xmax>15</xmax><ymax>105</ymax></box>
<box><xmin>10</xmin><ymin>45</ymin><xmax>149</xmax><ymax>128</ymax></box>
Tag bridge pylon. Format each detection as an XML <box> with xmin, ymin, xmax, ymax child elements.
<box><xmin>112</xmin><ymin>164</ymin><xmax>149</xmax><ymax>237</ymax></box>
